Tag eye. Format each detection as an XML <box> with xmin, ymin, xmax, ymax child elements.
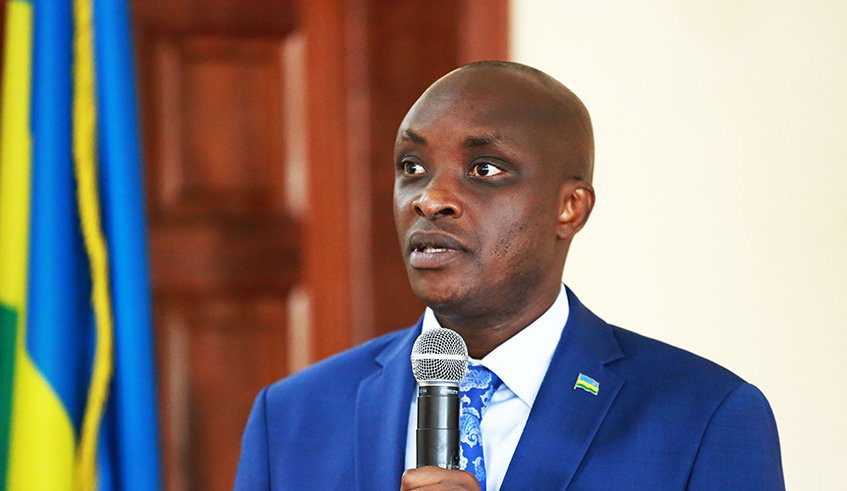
<box><xmin>402</xmin><ymin>160</ymin><xmax>426</xmax><ymax>176</ymax></box>
<box><xmin>469</xmin><ymin>162</ymin><xmax>504</xmax><ymax>177</ymax></box>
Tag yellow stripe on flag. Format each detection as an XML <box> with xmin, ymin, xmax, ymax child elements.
<box><xmin>0</xmin><ymin>0</ymin><xmax>36</xmax><ymax>483</ymax></box>
<box><xmin>0</xmin><ymin>0</ymin><xmax>34</xmax><ymax>309</ymax></box>
<box><xmin>2</xmin><ymin>3</ymin><xmax>77</xmax><ymax>491</ymax></box>
<box><xmin>72</xmin><ymin>0</ymin><xmax>115</xmax><ymax>489</ymax></box>
<box><xmin>8</xmin><ymin>365</ymin><xmax>77</xmax><ymax>491</ymax></box>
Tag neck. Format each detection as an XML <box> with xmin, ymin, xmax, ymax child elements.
<box><xmin>433</xmin><ymin>285</ymin><xmax>561</xmax><ymax>359</ymax></box>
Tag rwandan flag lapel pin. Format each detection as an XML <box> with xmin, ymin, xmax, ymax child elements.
<box><xmin>574</xmin><ymin>373</ymin><xmax>599</xmax><ymax>395</ymax></box>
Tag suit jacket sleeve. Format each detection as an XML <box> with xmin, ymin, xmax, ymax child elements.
<box><xmin>687</xmin><ymin>382</ymin><xmax>785</xmax><ymax>491</ymax></box>
<box><xmin>234</xmin><ymin>387</ymin><xmax>271</xmax><ymax>491</ymax></box>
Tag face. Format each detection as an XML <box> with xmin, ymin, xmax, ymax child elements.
<box><xmin>393</xmin><ymin>68</ymin><xmax>576</xmax><ymax>321</ymax></box>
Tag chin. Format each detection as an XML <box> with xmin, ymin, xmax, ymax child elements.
<box><xmin>408</xmin><ymin>274</ymin><xmax>472</xmax><ymax>313</ymax></box>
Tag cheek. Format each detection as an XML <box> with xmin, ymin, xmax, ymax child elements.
<box><xmin>393</xmin><ymin>196</ymin><xmax>402</xmax><ymax>223</ymax></box>
<box><xmin>393</xmin><ymin>187</ymin><xmax>414</xmax><ymax>224</ymax></box>
<box><xmin>479</xmin><ymin>205</ymin><xmax>536</xmax><ymax>269</ymax></box>
<box><xmin>483</xmin><ymin>202</ymin><xmax>558</xmax><ymax>267</ymax></box>
<box><xmin>490</xmin><ymin>222</ymin><xmax>527</xmax><ymax>258</ymax></box>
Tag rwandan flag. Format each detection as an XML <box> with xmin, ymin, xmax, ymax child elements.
<box><xmin>0</xmin><ymin>0</ymin><xmax>162</xmax><ymax>490</ymax></box>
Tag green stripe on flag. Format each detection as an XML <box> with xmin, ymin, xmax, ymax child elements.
<box><xmin>0</xmin><ymin>303</ymin><xmax>17</xmax><ymax>488</ymax></box>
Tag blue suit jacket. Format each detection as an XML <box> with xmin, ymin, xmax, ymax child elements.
<box><xmin>234</xmin><ymin>289</ymin><xmax>784</xmax><ymax>490</ymax></box>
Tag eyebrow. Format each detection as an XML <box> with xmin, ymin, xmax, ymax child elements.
<box><xmin>463</xmin><ymin>133</ymin><xmax>501</xmax><ymax>148</ymax></box>
<box><xmin>399</xmin><ymin>130</ymin><xmax>427</xmax><ymax>145</ymax></box>
<box><xmin>399</xmin><ymin>130</ymin><xmax>503</xmax><ymax>148</ymax></box>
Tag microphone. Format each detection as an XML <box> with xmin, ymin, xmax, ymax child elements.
<box><xmin>410</xmin><ymin>328</ymin><xmax>469</xmax><ymax>469</ymax></box>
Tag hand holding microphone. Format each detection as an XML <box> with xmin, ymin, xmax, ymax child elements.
<box><xmin>400</xmin><ymin>466</ymin><xmax>481</xmax><ymax>491</ymax></box>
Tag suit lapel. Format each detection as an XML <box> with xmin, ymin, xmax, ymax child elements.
<box><xmin>501</xmin><ymin>289</ymin><xmax>625</xmax><ymax>491</ymax></box>
<box><xmin>354</xmin><ymin>320</ymin><xmax>420</xmax><ymax>491</ymax></box>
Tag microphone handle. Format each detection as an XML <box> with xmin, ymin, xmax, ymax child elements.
<box><xmin>416</xmin><ymin>383</ymin><xmax>461</xmax><ymax>469</ymax></box>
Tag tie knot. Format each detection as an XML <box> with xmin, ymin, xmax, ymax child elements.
<box><xmin>461</xmin><ymin>364</ymin><xmax>500</xmax><ymax>392</ymax></box>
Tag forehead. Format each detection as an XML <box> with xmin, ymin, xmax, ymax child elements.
<box><xmin>396</xmin><ymin>68</ymin><xmax>559</xmax><ymax>151</ymax></box>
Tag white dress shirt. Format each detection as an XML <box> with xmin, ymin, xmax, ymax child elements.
<box><xmin>404</xmin><ymin>284</ymin><xmax>570</xmax><ymax>491</ymax></box>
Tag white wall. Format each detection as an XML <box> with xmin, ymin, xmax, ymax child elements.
<box><xmin>512</xmin><ymin>1</ymin><xmax>847</xmax><ymax>489</ymax></box>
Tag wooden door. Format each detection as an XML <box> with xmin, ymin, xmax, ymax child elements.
<box><xmin>131</xmin><ymin>1</ymin><xmax>507</xmax><ymax>490</ymax></box>
<box><xmin>133</xmin><ymin>1</ymin><xmax>304</xmax><ymax>490</ymax></box>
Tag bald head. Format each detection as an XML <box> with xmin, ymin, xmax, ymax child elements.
<box><xmin>401</xmin><ymin>61</ymin><xmax>594</xmax><ymax>184</ymax></box>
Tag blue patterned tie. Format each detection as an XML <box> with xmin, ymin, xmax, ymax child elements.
<box><xmin>459</xmin><ymin>364</ymin><xmax>502</xmax><ymax>491</ymax></box>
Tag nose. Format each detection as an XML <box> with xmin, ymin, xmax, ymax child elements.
<box><xmin>412</xmin><ymin>174</ymin><xmax>463</xmax><ymax>220</ymax></box>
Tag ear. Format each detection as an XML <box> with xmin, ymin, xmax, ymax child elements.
<box><xmin>556</xmin><ymin>181</ymin><xmax>595</xmax><ymax>240</ymax></box>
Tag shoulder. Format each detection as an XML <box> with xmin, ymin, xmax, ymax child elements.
<box><xmin>602</xmin><ymin>324</ymin><xmax>780</xmax><ymax>453</ymax></box>
<box><xmin>559</xmin><ymin>293</ymin><xmax>784</xmax><ymax>488</ymax></box>
<box><xmin>608</xmin><ymin>324</ymin><xmax>744</xmax><ymax>391</ymax></box>
<box><xmin>263</xmin><ymin>325</ymin><xmax>418</xmax><ymax>407</ymax></box>
<box><xmin>566</xmin><ymin>288</ymin><xmax>761</xmax><ymax>418</ymax></box>
<box><xmin>565</xmin><ymin>288</ymin><xmax>747</xmax><ymax>399</ymax></box>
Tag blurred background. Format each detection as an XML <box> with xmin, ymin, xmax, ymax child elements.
<box><xmin>0</xmin><ymin>0</ymin><xmax>844</xmax><ymax>490</ymax></box>
<box><xmin>514</xmin><ymin>2</ymin><xmax>847</xmax><ymax>490</ymax></box>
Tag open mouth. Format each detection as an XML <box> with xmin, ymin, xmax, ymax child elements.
<box><xmin>407</xmin><ymin>232</ymin><xmax>466</xmax><ymax>268</ymax></box>
<box><xmin>414</xmin><ymin>245</ymin><xmax>452</xmax><ymax>254</ymax></box>
<box><xmin>408</xmin><ymin>232</ymin><xmax>466</xmax><ymax>254</ymax></box>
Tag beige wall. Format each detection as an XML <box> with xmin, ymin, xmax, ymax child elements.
<box><xmin>511</xmin><ymin>1</ymin><xmax>847</xmax><ymax>488</ymax></box>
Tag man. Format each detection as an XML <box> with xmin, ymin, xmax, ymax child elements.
<box><xmin>234</xmin><ymin>62</ymin><xmax>784</xmax><ymax>491</ymax></box>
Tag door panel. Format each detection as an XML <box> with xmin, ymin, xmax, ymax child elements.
<box><xmin>155</xmin><ymin>299</ymin><xmax>288</xmax><ymax>491</ymax></box>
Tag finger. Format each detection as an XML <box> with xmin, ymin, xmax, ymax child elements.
<box><xmin>400</xmin><ymin>466</ymin><xmax>481</xmax><ymax>491</ymax></box>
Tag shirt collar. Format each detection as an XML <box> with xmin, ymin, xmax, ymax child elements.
<box><xmin>421</xmin><ymin>284</ymin><xmax>570</xmax><ymax>407</ymax></box>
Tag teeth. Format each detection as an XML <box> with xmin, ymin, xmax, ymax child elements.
<box><xmin>420</xmin><ymin>247</ymin><xmax>448</xmax><ymax>253</ymax></box>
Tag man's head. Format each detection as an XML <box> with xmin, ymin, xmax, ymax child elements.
<box><xmin>393</xmin><ymin>61</ymin><xmax>595</xmax><ymax>330</ymax></box>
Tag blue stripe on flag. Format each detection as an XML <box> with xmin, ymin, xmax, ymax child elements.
<box><xmin>93</xmin><ymin>0</ymin><xmax>163</xmax><ymax>488</ymax></box>
<box><xmin>27</xmin><ymin>0</ymin><xmax>96</xmax><ymax>434</ymax></box>
<box><xmin>97</xmin><ymin>401</ymin><xmax>117</xmax><ymax>491</ymax></box>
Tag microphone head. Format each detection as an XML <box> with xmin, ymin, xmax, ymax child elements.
<box><xmin>410</xmin><ymin>328</ymin><xmax>469</xmax><ymax>384</ymax></box>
